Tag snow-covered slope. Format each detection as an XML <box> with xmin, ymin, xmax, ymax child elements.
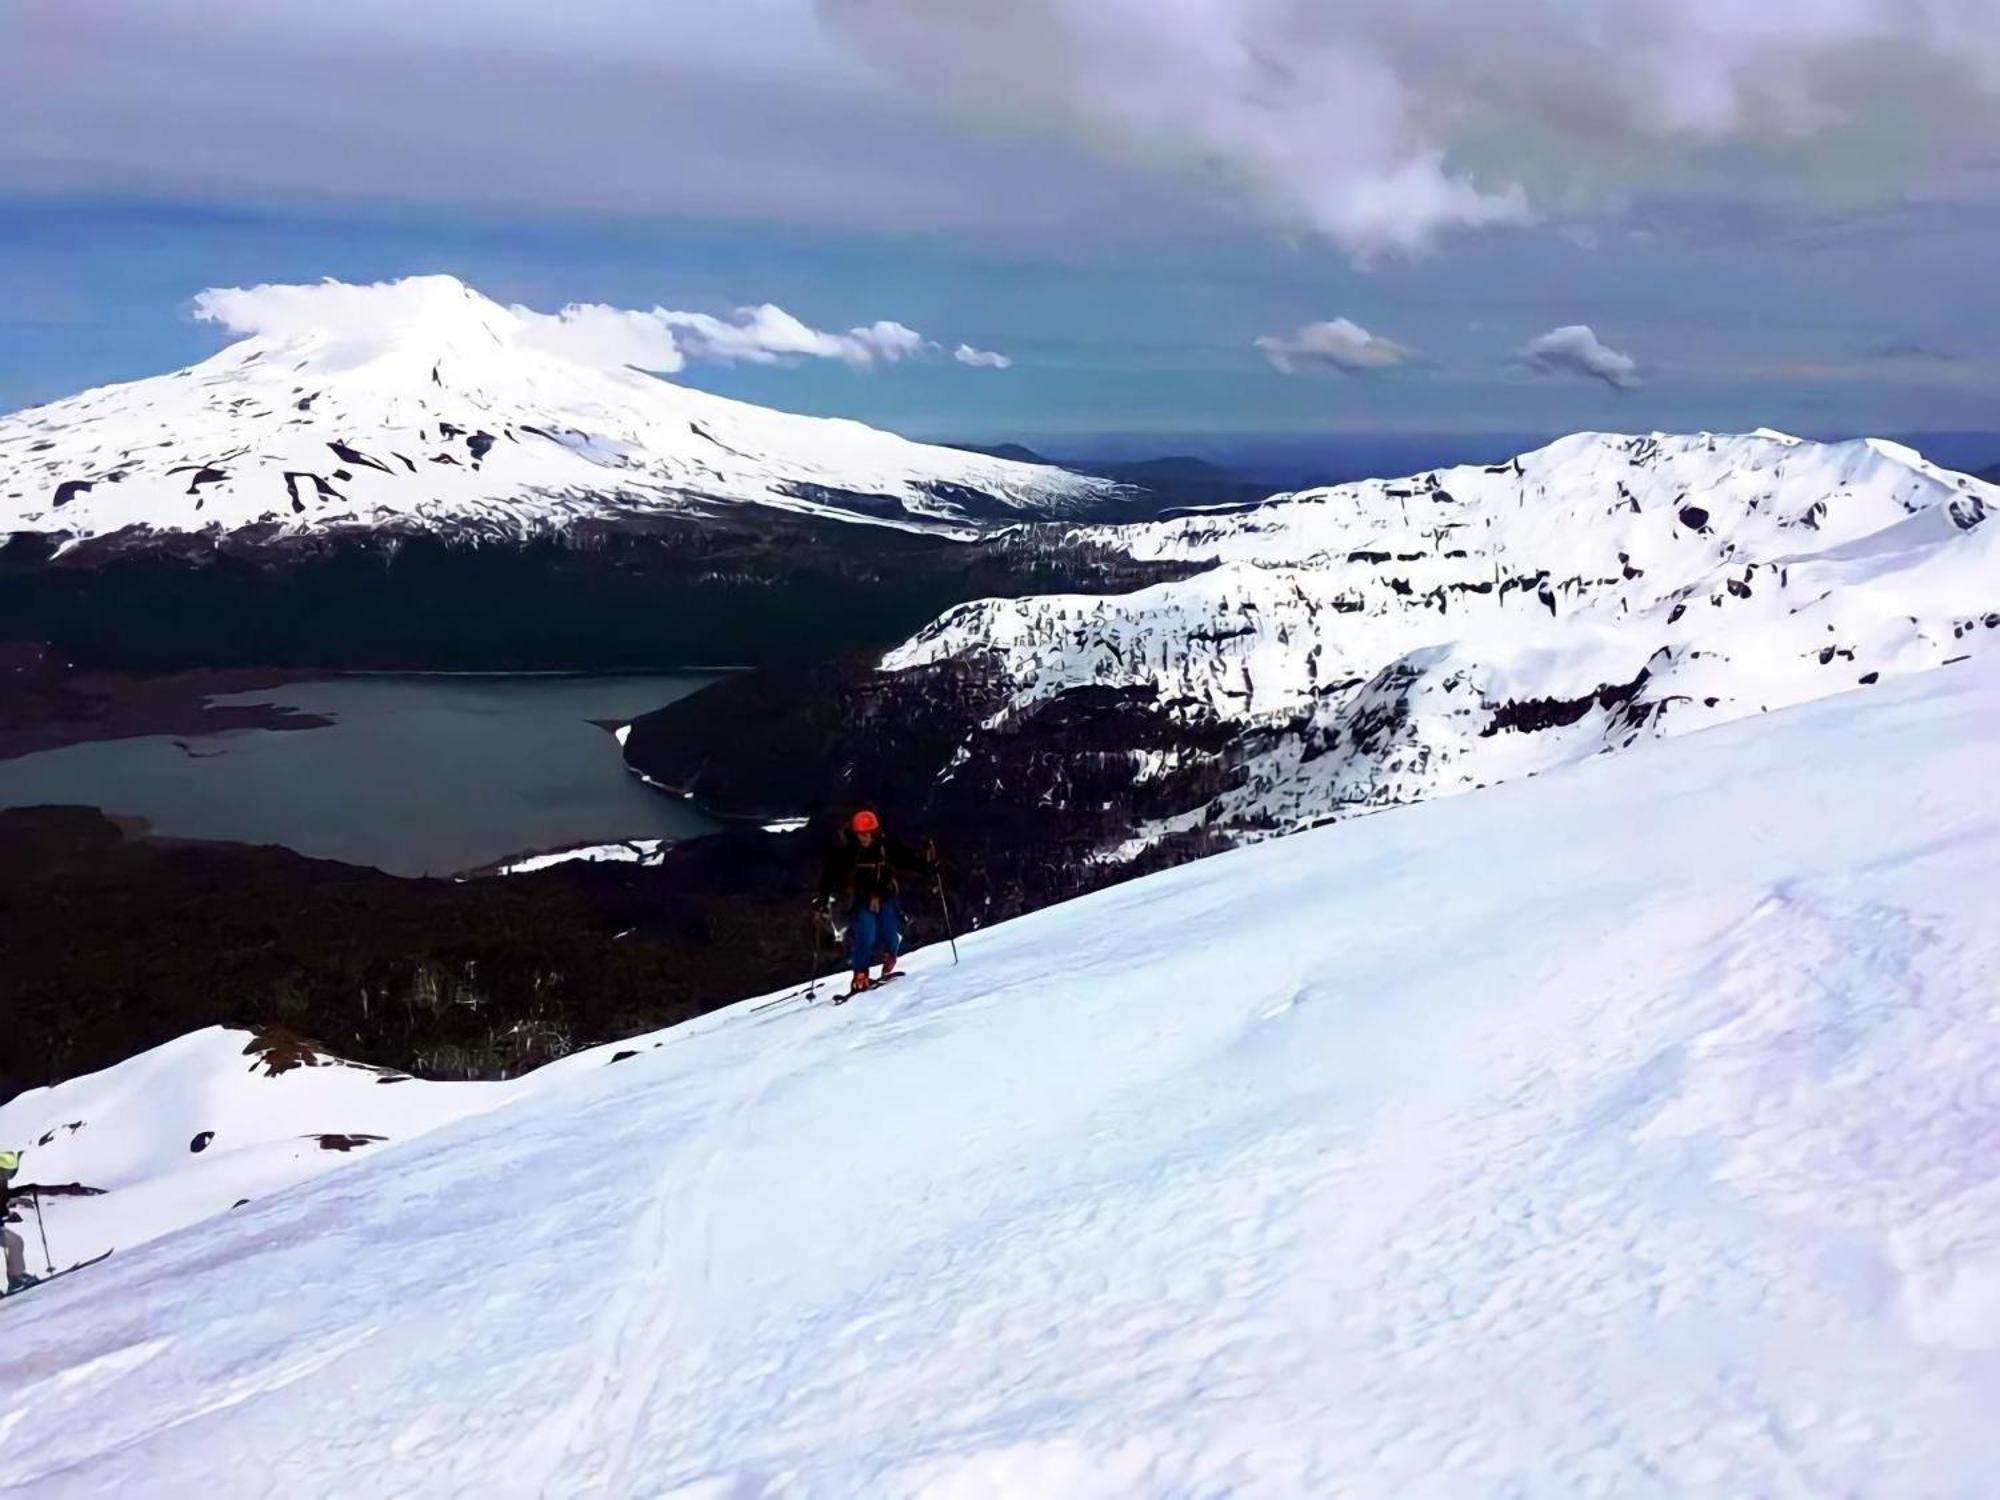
<box><xmin>4</xmin><ymin>657</ymin><xmax>1998</xmax><ymax>1495</ymax></box>
<box><xmin>0</xmin><ymin>1030</ymin><xmax>524</xmax><ymax>1262</ymax></box>
<box><xmin>889</xmin><ymin>430</ymin><xmax>1999</xmax><ymax>838</ymax></box>
<box><xmin>0</xmin><ymin>277</ymin><xmax>1122</xmax><ymax>551</ymax></box>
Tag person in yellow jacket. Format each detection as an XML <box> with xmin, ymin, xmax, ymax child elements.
<box><xmin>0</xmin><ymin>1149</ymin><xmax>32</xmax><ymax>1295</ymax></box>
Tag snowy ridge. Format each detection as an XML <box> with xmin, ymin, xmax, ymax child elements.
<box><xmin>2</xmin><ymin>657</ymin><xmax>1997</xmax><ymax>1493</ymax></box>
<box><xmin>0</xmin><ymin>277</ymin><xmax>1122</xmax><ymax>551</ymax></box>
<box><xmin>0</xmin><ymin>1030</ymin><xmax>514</xmax><ymax>1263</ymax></box>
<box><xmin>0</xmin><ymin>1026</ymin><xmax>683</xmax><ymax>1267</ymax></box>
<box><xmin>887</xmin><ymin>430</ymin><xmax>1999</xmax><ymax>837</ymax></box>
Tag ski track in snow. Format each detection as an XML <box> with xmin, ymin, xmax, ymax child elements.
<box><xmin>2</xmin><ymin>662</ymin><xmax>1999</xmax><ymax>1494</ymax></box>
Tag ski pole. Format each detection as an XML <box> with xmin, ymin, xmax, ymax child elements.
<box><xmin>806</xmin><ymin>905</ymin><xmax>826</xmax><ymax>1001</ymax></box>
<box><xmin>928</xmin><ymin>841</ymin><xmax>960</xmax><ymax>967</ymax></box>
<box><xmin>29</xmin><ymin>1189</ymin><xmax>54</xmax><ymax>1276</ymax></box>
<box><xmin>751</xmin><ymin>908</ymin><xmax>829</xmax><ymax>1014</ymax></box>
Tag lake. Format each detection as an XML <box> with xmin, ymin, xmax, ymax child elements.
<box><xmin>0</xmin><ymin>674</ymin><xmax>720</xmax><ymax>876</ymax></box>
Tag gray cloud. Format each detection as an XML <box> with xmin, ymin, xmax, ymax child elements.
<box><xmin>0</xmin><ymin>1</ymin><xmax>1222</xmax><ymax>246</ymax></box>
<box><xmin>1860</xmin><ymin>340</ymin><xmax>1964</xmax><ymax>363</ymax></box>
<box><xmin>820</xmin><ymin>0</ymin><xmax>2000</xmax><ymax>258</ymax></box>
<box><xmin>1517</xmin><ymin>326</ymin><xmax>1642</xmax><ymax>390</ymax></box>
<box><xmin>18</xmin><ymin>0</ymin><xmax>2000</xmax><ymax>267</ymax></box>
<box><xmin>1255</xmin><ymin>319</ymin><xmax>1410</xmax><ymax>375</ymax></box>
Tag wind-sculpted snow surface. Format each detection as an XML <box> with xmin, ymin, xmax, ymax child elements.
<box><xmin>888</xmin><ymin>430</ymin><xmax>2000</xmax><ymax>838</ymax></box>
<box><xmin>0</xmin><ymin>276</ymin><xmax>1120</xmax><ymax>552</ymax></box>
<box><xmin>2</xmin><ymin>660</ymin><xmax>1998</xmax><ymax>1495</ymax></box>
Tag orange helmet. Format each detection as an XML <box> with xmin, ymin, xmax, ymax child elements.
<box><xmin>850</xmin><ymin>809</ymin><xmax>881</xmax><ymax>833</ymax></box>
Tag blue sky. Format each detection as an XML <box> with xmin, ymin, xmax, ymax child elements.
<box><xmin>6</xmin><ymin>0</ymin><xmax>1999</xmax><ymax>449</ymax></box>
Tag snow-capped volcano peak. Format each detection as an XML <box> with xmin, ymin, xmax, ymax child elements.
<box><xmin>195</xmin><ymin>274</ymin><xmax>527</xmax><ymax>368</ymax></box>
<box><xmin>0</xmin><ymin>277</ymin><xmax>1124</xmax><ymax>551</ymax></box>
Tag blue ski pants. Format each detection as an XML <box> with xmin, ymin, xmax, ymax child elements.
<box><xmin>847</xmin><ymin>898</ymin><xmax>903</xmax><ymax>972</ymax></box>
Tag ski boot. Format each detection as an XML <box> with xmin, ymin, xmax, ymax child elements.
<box><xmin>878</xmin><ymin>951</ymin><xmax>899</xmax><ymax>981</ymax></box>
<box><xmin>833</xmin><ymin>970</ymin><xmax>871</xmax><ymax>1005</ymax></box>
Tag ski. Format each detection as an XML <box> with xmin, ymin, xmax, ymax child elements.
<box><xmin>2</xmin><ymin>1249</ymin><xmax>112</xmax><ymax>1306</ymax></box>
<box><xmin>832</xmin><ymin>971</ymin><xmax>908</xmax><ymax>1006</ymax></box>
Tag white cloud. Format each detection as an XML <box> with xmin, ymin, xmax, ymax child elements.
<box><xmin>821</xmin><ymin>0</ymin><xmax>2000</xmax><ymax>260</ymax></box>
<box><xmin>192</xmin><ymin>276</ymin><xmax>955</xmax><ymax>374</ymax></box>
<box><xmin>513</xmin><ymin>302</ymin><xmax>688</xmax><ymax>372</ymax></box>
<box><xmin>659</xmin><ymin>304</ymin><xmax>926</xmax><ymax>368</ymax></box>
<box><xmin>1255</xmin><ymin>318</ymin><xmax>1409</xmax><ymax>375</ymax></box>
<box><xmin>953</xmin><ymin>343</ymin><xmax>1013</xmax><ymax>369</ymax></box>
<box><xmin>1517</xmin><ymin>325</ymin><xmax>1642</xmax><ymax>390</ymax></box>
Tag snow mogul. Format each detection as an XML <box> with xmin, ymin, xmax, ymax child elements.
<box><xmin>815</xmin><ymin>809</ymin><xmax>937</xmax><ymax>998</ymax></box>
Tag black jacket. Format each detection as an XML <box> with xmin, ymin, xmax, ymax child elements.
<box><xmin>818</xmin><ymin>829</ymin><xmax>930</xmax><ymax>908</ymax></box>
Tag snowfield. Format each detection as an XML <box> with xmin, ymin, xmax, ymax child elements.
<box><xmin>0</xmin><ymin>1031</ymin><xmax>522</xmax><ymax>1263</ymax></box>
<box><xmin>0</xmin><ymin>276</ymin><xmax>1122</xmax><ymax>550</ymax></box>
<box><xmin>494</xmin><ymin>838</ymin><xmax>673</xmax><ymax>875</ymax></box>
<box><xmin>888</xmin><ymin>429</ymin><xmax>1998</xmax><ymax>842</ymax></box>
<box><xmin>3</xmin><ymin>655</ymin><xmax>1998</xmax><ymax>1496</ymax></box>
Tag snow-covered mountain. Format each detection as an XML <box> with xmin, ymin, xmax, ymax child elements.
<box><xmin>887</xmin><ymin>430</ymin><xmax>1999</xmax><ymax>840</ymax></box>
<box><xmin>4</xmin><ymin>656</ymin><xmax>1997</xmax><ymax>1494</ymax></box>
<box><xmin>0</xmin><ymin>276</ymin><xmax>1123</xmax><ymax>553</ymax></box>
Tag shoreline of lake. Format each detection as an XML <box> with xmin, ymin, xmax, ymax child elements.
<box><xmin>0</xmin><ymin>671</ymin><xmax>723</xmax><ymax>877</ymax></box>
<box><xmin>0</xmin><ymin>643</ymin><xmax>339</xmax><ymax>762</ymax></box>
<box><xmin>0</xmin><ymin>642</ymin><xmax>761</xmax><ymax>763</ymax></box>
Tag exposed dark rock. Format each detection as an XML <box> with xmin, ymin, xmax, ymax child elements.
<box><xmin>1480</xmin><ymin>667</ymin><xmax>1651</xmax><ymax>737</ymax></box>
<box><xmin>282</xmin><ymin>471</ymin><xmax>343</xmax><ymax>508</ymax></box>
<box><xmin>313</xmin><ymin>1134</ymin><xmax>386</xmax><ymax>1152</ymax></box>
<box><xmin>623</xmin><ymin>654</ymin><xmax>1238</xmax><ymax>943</ymax></box>
<box><xmin>328</xmin><ymin>441</ymin><xmax>394</xmax><ymax>475</ymax></box>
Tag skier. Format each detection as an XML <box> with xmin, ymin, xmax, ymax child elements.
<box><xmin>816</xmin><ymin>809</ymin><xmax>935</xmax><ymax>997</ymax></box>
<box><xmin>0</xmin><ymin>1148</ymin><xmax>33</xmax><ymax>1296</ymax></box>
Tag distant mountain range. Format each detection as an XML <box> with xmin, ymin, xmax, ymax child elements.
<box><xmin>889</xmin><ymin>429</ymin><xmax>1997</xmax><ymax>838</ymax></box>
<box><xmin>949</xmin><ymin>444</ymin><xmax>1269</xmax><ymax>514</ymax></box>
<box><xmin>632</xmin><ymin>428</ymin><xmax>1999</xmax><ymax>862</ymax></box>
